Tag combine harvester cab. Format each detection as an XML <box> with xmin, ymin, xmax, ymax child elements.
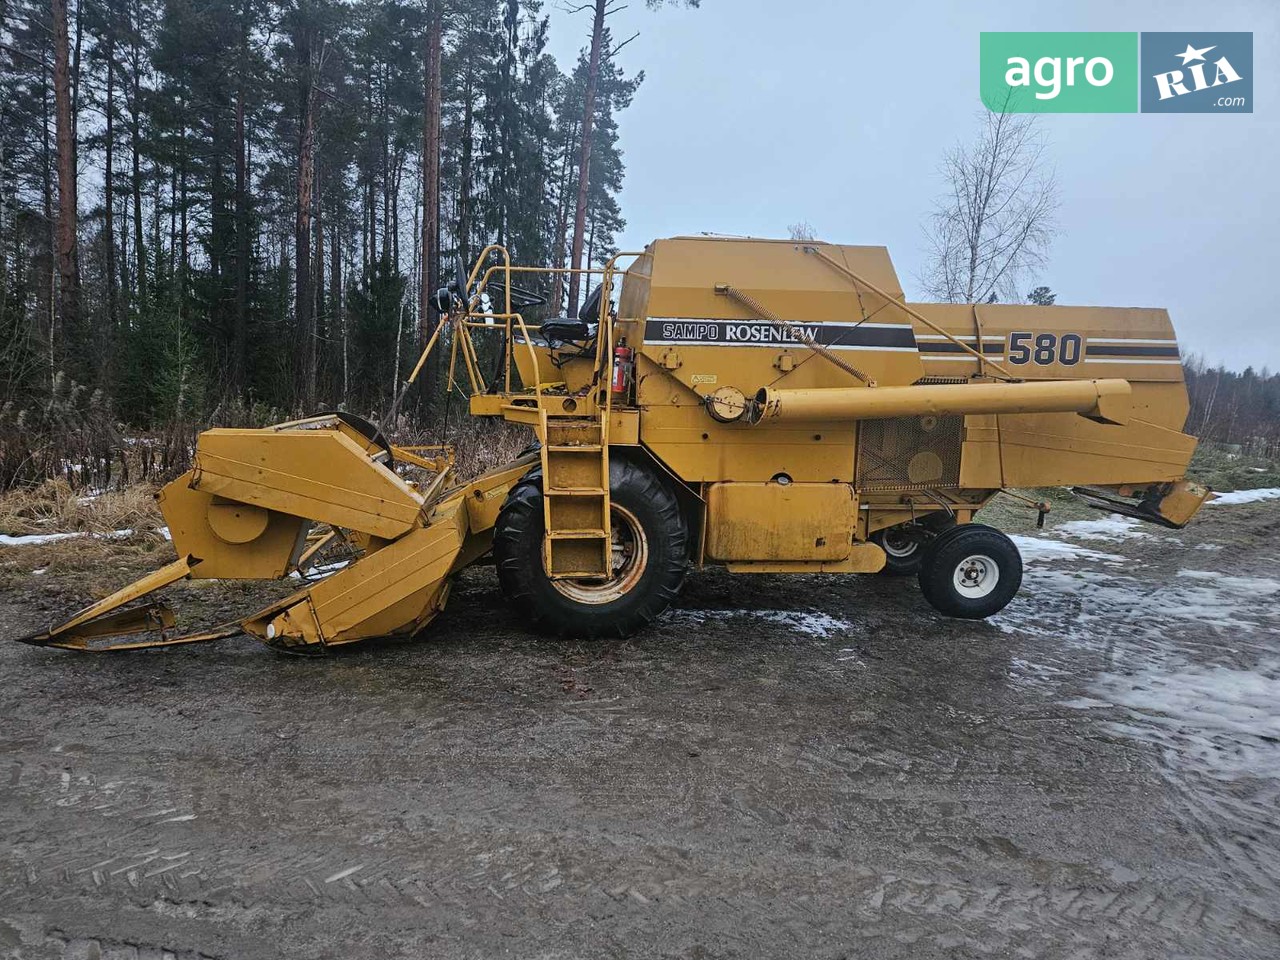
<box><xmin>20</xmin><ymin>236</ymin><xmax>1210</xmax><ymax>652</ymax></box>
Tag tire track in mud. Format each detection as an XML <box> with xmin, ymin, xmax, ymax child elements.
<box><xmin>9</xmin><ymin>849</ymin><xmax>1262</xmax><ymax>952</ymax></box>
<box><xmin>6</xmin><ymin>723</ymin><xmax>1274</xmax><ymax>952</ymax></box>
<box><xmin>4</xmin><ymin>773</ymin><xmax>1266</xmax><ymax>953</ymax></box>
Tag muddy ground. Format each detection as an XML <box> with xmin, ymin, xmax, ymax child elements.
<box><xmin>2</xmin><ymin>498</ymin><xmax>1279</xmax><ymax>959</ymax></box>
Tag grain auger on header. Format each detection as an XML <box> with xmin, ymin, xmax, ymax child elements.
<box><xmin>20</xmin><ymin>236</ymin><xmax>1210</xmax><ymax>652</ymax></box>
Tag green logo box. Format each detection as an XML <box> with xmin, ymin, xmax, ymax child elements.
<box><xmin>981</xmin><ymin>32</ymin><xmax>1139</xmax><ymax>113</ymax></box>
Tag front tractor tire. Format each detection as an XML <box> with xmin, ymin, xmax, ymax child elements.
<box><xmin>918</xmin><ymin>524</ymin><xmax>1022</xmax><ymax>620</ymax></box>
<box><xmin>493</xmin><ymin>458</ymin><xmax>689</xmax><ymax>639</ymax></box>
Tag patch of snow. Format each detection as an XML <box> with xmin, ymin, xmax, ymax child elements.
<box><xmin>1208</xmin><ymin>488</ymin><xmax>1280</xmax><ymax>506</ymax></box>
<box><xmin>1008</xmin><ymin>535</ymin><xmax>1124</xmax><ymax>564</ymax></box>
<box><xmin>1060</xmin><ymin>696</ymin><xmax>1112</xmax><ymax>710</ymax></box>
<box><xmin>993</xmin><ymin>564</ymin><xmax>1265</xmax><ymax>640</ymax></box>
<box><xmin>786</xmin><ymin>611</ymin><xmax>853</xmax><ymax>638</ymax></box>
<box><xmin>1177</xmin><ymin>569</ymin><xmax>1280</xmax><ymax>597</ymax></box>
<box><xmin>32</xmin><ymin>567</ymin><xmax>47</xmax><ymax>575</ymax></box>
<box><xmin>1194</xmin><ymin>543</ymin><xmax>1223</xmax><ymax>552</ymax></box>
<box><xmin>0</xmin><ymin>529</ymin><xmax>135</xmax><ymax>547</ymax></box>
<box><xmin>669</xmin><ymin>608</ymin><xmax>854</xmax><ymax>640</ymax></box>
<box><xmin>1054</xmin><ymin>514</ymin><xmax>1151</xmax><ymax>542</ymax></box>
<box><xmin>1009</xmin><ymin>657</ymin><xmax>1066</xmax><ymax>687</ymax></box>
<box><xmin>1</xmin><ymin>531</ymin><xmax>88</xmax><ymax>547</ymax></box>
<box><xmin>289</xmin><ymin>559</ymin><xmax>353</xmax><ymax>579</ymax></box>
<box><xmin>1091</xmin><ymin>662</ymin><xmax>1280</xmax><ymax>780</ymax></box>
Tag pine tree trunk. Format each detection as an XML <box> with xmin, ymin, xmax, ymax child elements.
<box><xmin>295</xmin><ymin>28</ymin><xmax>317</xmax><ymax>410</ymax></box>
<box><xmin>330</xmin><ymin>220</ymin><xmax>344</xmax><ymax>404</ymax></box>
<box><xmin>567</xmin><ymin>0</ymin><xmax>606</xmax><ymax>317</ymax></box>
<box><xmin>314</xmin><ymin>170</ymin><xmax>325</xmax><ymax>367</ymax></box>
<box><xmin>41</xmin><ymin>68</ymin><xmax>55</xmax><ymax>385</ymax></box>
<box><xmin>0</xmin><ymin>137</ymin><xmax>9</xmax><ymax>334</ymax></box>
<box><xmin>458</xmin><ymin>68</ymin><xmax>473</xmax><ymax>271</ymax></box>
<box><xmin>130</xmin><ymin>0</ymin><xmax>146</xmax><ymax>303</ymax></box>
<box><xmin>584</xmin><ymin>213</ymin><xmax>596</xmax><ymax>304</ymax></box>
<box><xmin>380</xmin><ymin>69</ymin><xmax>390</xmax><ymax>267</ymax></box>
<box><xmin>551</xmin><ymin>119</ymin><xmax>577</xmax><ymax>311</ymax></box>
<box><xmin>179</xmin><ymin>115</ymin><xmax>188</xmax><ymax>303</ymax></box>
<box><xmin>391</xmin><ymin>153</ymin><xmax>400</xmax><ymax>270</ymax></box>
<box><xmin>70</xmin><ymin>0</ymin><xmax>82</xmax><ymax>138</ymax></box>
<box><xmin>104</xmin><ymin>32</ymin><xmax>118</xmax><ymax>346</ymax></box>
<box><xmin>231</xmin><ymin>1</ymin><xmax>250</xmax><ymax>393</ymax></box>
<box><xmin>52</xmin><ymin>0</ymin><xmax>80</xmax><ymax>341</ymax></box>
<box><xmin>419</xmin><ymin>0</ymin><xmax>442</xmax><ymax>344</ymax></box>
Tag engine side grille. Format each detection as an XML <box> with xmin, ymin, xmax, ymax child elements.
<box><xmin>856</xmin><ymin>415</ymin><xmax>963</xmax><ymax>491</ymax></box>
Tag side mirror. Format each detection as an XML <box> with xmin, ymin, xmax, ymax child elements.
<box><xmin>430</xmin><ymin>287</ymin><xmax>452</xmax><ymax>315</ymax></box>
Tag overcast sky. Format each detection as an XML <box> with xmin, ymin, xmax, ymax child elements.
<box><xmin>544</xmin><ymin>0</ymin><xmax>1279</xmax><ymax>371</ymax></box>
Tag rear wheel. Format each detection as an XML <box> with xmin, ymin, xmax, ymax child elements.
<box><xmin>872</xmin><ymin>525</ymin><xmax>925</xmax><ymax>576</ymax></box>
<box><xmin>872</xmin><ymin>518</ymin><xmax>956</xmax><ymax>576</ymax></box>
<box><xmin>494</xmin><ymin>458</ymin><xmax>688</xmax><ymax>638</ymax></box>
<box><xmin>918</xmin><ymin>524</ymin><xmax>1022</xmax><ymax>619</ymax></box>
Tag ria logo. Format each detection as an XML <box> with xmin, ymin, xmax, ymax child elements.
<box><xmin>1153</xmin><ymin>43</ymin><xmax>1242</xmax><ymax>101</ymax></box>
<box><xmin>1141</xmin><ymin>33</ymin><xmax>1252</xmax><ymax>113</ymax></box>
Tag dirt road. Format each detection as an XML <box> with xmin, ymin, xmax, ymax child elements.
<box><xmin>2</xmin><ymin>500</ymin><xmax>1279</xmax><ymax>959</ymax></box>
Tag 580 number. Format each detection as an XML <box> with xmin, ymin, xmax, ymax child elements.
<box><xmin>1007</xmin><ymin>332</ymin><xmax>1082</xmax><ymax>366</ymax></box>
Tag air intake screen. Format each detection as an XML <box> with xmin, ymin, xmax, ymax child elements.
<box><xmin>856</xmin><ymin>415</ymin><xmax>963</xmax><ymax>491</ymax></box>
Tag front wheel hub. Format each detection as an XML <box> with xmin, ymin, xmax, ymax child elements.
<box><xmin>549</xmin><ymin>504</ymin><xmax>649</xmax><ymax>605</ymax></box>
<box><xmin>952</xmin><ymin>554</ymin><xmax>999</xmax><ymax>598</ymax></box>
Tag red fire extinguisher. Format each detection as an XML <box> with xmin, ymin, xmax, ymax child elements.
<box><xmin>612</xmin><ymin>338</ymin><xmax>633</xmax><ymax>396</ymax></box>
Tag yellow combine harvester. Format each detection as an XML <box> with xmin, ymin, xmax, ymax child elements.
<box><xmin>21</xmin><ymin>237</ymin><xmax>1209</xmax><ymax>651</ymax></box>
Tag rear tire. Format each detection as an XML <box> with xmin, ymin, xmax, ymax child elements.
<box><xmin>873</xmin><ymin>518</ymin><xmax>956</xmax><ymax>576</ymax></box>
<box><xmin>494</xmin><ymin>458</ymin><xmax>688</xmax><ymax>638</ymax></box>
<box><xmin>918</xmin><ymin>524</ymin><xmax>1022</xmax><ymax>619</ymax></box>
<box><xmin>872</xmin><ymin>525</ymin><xmax>925</xmax><ymax>576</ymax></box>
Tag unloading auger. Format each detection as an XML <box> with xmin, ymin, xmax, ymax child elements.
<box><xmin>21</xmin><ymin>236</ymin><xmax>1212</xmax><ymax>652</ymax></box>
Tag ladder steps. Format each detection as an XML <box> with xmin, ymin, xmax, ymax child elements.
<box><xmin>547</xmin><ymin>529</ymin><xmax>609</xmax><ymax>540</ymax></box>
<box><xmin>540</xmin><ymin>405</ymin><xmax>610</xmax><ymax>578</ymax></box>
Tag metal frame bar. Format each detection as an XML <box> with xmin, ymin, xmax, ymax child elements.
<box><xmin>804</xmin><ymin>245</ymin><xmax>1019</xmax><ymax>381</ymax></box>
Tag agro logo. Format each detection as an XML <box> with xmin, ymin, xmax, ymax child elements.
<box><xmin>1140</xmin><ymin>33</ymin><xmax>1252</xmax><ymax>113</ymax></box>
<box><xmin>979</xmin><ymin>33</ymin><xmax>1138</xmax><ymax>113</ymax></box>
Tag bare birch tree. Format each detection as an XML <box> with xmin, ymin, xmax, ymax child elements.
<box><xmin>922</xmin><ymin>101</ymin><xmax>1058</xmax><ymax>304</ymax></box>
<box><xmin>787</xmin><ymin>221</ymin><xmax>816</xmax><ymax>241</ymax></box>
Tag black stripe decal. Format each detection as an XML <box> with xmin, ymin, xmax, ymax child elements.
<box><xmin>921</xmin><ymin>342</ymin><xmax>1005</xmax><ymax>354</ymax></box>
<box><xmin>643</xmin><ymin>318</ymin><xmax>916</xmax><ymax>349</ymax></box>
<box><xmin>1085</xmin><ymin>345</ymin><xmax>1181</xmax><ymax>358</ymax></box>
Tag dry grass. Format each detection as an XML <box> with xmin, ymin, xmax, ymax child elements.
<box><xmin>0</xmin><ymin>479</ymin><xmax>171</xmax><ymax>602</ymax></box>
<box><xmin>392</xmin><ymin>417</ymin><xmax>533</xmax><ymax>482</ymax></box>
<box><xmin>0</xmin><ymin>479</ymin><xmax>164</xmax><ymax>537</ymax></box>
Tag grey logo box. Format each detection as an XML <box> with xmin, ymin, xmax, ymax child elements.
<box><xmin>1140</xmin><ymin>32</ymin><xmax>1252</xmax><ymax>113</ymax></box>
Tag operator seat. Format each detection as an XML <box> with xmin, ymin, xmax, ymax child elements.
<box><xmin>535</xmin><ymin>285</ymin><xmax>606</xmax><ymax>348</ymax></box>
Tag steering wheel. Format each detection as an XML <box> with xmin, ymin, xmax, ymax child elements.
<box><xmin>502</xmin><ymin>282</ymin><xmax>548</xmax><ymax>309</ymax></box>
